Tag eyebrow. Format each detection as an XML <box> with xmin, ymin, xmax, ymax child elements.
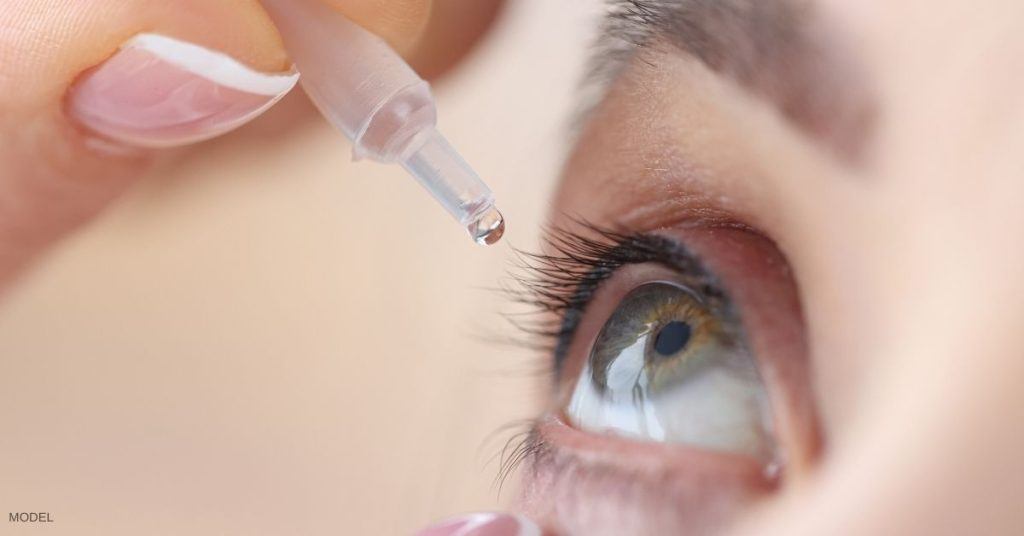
<box><xmin>580</xmin><ymin>0</ymin><xmax>873</xmax><ymax>160</ymax></box>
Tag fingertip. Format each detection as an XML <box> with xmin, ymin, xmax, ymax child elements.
<box><xmin>67</xmin><ymin>33</ymin><xmax>298</xmax><ymax>149</ymax></box>
<box><xmin>4</xmin><ymin>1</ymin><xmax>290</xmax><ymax>107</ymax></box>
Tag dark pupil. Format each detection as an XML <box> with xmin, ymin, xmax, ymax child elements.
<box><xmin>653</xmin><ymin>321</ymin><xmax>691</xmax><ymax>357</ymax></box>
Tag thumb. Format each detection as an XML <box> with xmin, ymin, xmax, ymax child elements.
<box><xmin>0</xmin><ymin>0</ymin><xmax>432</xmax><ymax>288</ymax></box>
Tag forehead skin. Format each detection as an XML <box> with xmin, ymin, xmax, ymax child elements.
<box><xmin>551</xmin><ymin>0</ymin><xmax>1024</xmax><ymax>534</ymax></box>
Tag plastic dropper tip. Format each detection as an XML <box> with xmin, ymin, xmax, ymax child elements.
<box><xmin>469</xmin><ymin>207</ymin><xmax>505</xmax><ymax>246</ymax></box>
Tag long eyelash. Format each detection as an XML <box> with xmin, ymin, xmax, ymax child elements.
<box><xmin>489</xmin><ymin>420</ymin><xmax>546</xmax><ymax>498</ymax></box>
<box><xmin>503</xmin><ymin>220</ymin><xmax>725</xmax><ymax>379</ymax></box>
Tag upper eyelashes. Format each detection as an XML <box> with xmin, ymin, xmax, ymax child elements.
<box><xmin>506</xmin><ymin>222</ymin><xmax>725</xmax><ymax>379</ymax></box>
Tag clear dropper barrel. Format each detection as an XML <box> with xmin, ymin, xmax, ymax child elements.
<box><xmin>259</xmin><ymin>0</ymin><xmax>504</xmax><ymax>245</ymax></box>
<box><xmin>400</xmin><ymin>129</ymin><xmax>503</xmax><ymax>243</ymax></box>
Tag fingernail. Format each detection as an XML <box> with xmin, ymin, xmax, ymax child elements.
<box><xmin>68</xmin><ymin>33</ymin><xmax>299</xmax><ymax>148</ymax></box>
<box><xmin>414</xmin><ymin>512</ymin><xmax>542</xmax><ymax>536</ymax></box>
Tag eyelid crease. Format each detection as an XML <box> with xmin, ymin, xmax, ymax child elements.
<box><xmin>504</xmin><ymin>219</ymin><xmax>730</xmax><ymax>380</ymax></box>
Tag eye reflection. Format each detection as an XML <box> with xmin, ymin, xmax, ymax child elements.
<box><xmin>566</xmin><ymin>281</ymin><xmax>776</xmax><ymax>462</ymax></box>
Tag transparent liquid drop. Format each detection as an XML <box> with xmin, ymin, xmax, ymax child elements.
<box><xmin>468</xmin><ymin>207</ymin><xmax>505</xmax><ymax>246</ymax></box>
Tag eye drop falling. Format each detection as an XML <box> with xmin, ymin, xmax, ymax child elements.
<box><xmin>260</xmin><ymin>0</ymin><xmax>504</xmax><ymax>245</ymax></box>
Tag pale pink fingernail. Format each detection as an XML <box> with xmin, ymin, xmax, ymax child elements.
<box><xmin>68</xmin><ymin>33</ymin><xmax>299</xmax><ymax>148</ymax></box>
<box><xmin>414</xmin><ymin>512</ymin><xmax>542</xmax><ymax>536</ymax></box>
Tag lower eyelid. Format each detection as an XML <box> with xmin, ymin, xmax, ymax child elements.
<box><xmin>521</xmin><ymin>416</ymin><xmax>778</xmax><ymax>535</ymax></box>
<box><xmin>540</xmin><ymin>415</ymin><xmax>775</xmax><ymax>481</ymax></box>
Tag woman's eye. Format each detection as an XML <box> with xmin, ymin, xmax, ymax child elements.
<box><xmin>565</xmin><ymin>280</ymin><xmax>776</xmax><ymax>462</ymax></box>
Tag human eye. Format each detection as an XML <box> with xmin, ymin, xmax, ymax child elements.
<box><xmin>506</xmin><ymin>222</ymin><xmax>818</xmax><ymax>532</ymax></box>
<box><xmin>567</xmin><ymin>276</ymin><xmax>774</xmax><ymax>463</ymax></box>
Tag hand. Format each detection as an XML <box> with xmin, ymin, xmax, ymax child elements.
<box><xmin>0</xmin><ymin>0</ymin><xmax>502</xmax><ymax>292</ymax></box>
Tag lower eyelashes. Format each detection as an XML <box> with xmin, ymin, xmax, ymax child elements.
<box><xmin>567</xmin><ymin>281</ymin><xmax>776</xmax><ymax>462</ymax></box>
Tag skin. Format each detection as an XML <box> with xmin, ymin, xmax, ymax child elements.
<box><xmin>2</xmin><ymin>0</ymin><xmax>1022</xmax><ymax>534</ymax></box>
<box><xmin>525</xmin><ymin>0</ymin><xmax>1024</xmax><ymax>534</ymax></box>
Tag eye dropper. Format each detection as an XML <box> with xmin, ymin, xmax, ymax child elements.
<box><xmin>260</xmin><ymin>0</ymin><xmax>505</xmax><ymax>245</ymax></box>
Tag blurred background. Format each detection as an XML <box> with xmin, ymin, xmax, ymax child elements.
<box><xmin>0</xmin><ymin>1</ymin><xmax>599</xmax><ymax>534</ymax></box>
